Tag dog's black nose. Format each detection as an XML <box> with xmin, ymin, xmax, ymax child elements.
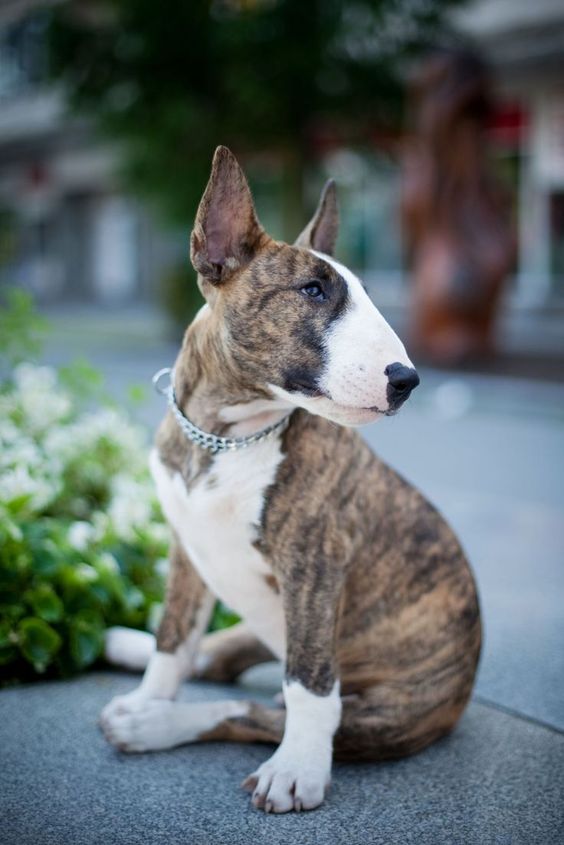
<box><xmin>385</xmin><ymin>362</ymin><xmax>420</xmax><ymax>406</ymax></box>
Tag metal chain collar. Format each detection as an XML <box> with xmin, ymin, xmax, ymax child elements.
<box><xmin>152</xmin><ymin>367</ymin><xmax>292</xmax><ymax>455</ymax></box>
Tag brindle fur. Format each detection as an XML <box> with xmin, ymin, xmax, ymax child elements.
<box><xmin>156</xmin><ymin>536</ymin><xmax>210</xmax><ymax>653</ymax></box>
<box><xmin>152</xmin><ymin>146</ymin><xmax>481</xmax><ymax>761</ymax></box>
<box><xmin>195</xmin><ymin>622</ymin><xmax>276</xmax><ymax>683</ymax></box>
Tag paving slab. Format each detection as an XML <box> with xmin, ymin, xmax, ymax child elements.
<box><xmin>2</xmin><ymin>671</ymin><xmax>563</xmax><ymax>845</ymax></box>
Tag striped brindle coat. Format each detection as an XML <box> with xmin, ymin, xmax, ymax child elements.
<box><xmin>101</xmin><ymin>147</ymin><xmax>481</xmax><ymax>814</ymax></box>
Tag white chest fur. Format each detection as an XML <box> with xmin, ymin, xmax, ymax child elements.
<box><xmin>149</xmin><ymin>443</ymin><xmax>286</xmax><ymax>659</ymax></box>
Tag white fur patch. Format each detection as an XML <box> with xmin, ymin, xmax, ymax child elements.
<box><xmin>218</xmin><ymin>398</ymin><xmax>292</xmax><ymax>438</ymax></box>
<box><xmin>149</xmin><ymin>444</ymin><xmax>286</xmax><ymax>659</ymax></box>
<box><xmin>101</xmin><ymin>590</ymin><xmax>215</xmax><ymax>735</ymax></box>
<box><xmin>312</xmin><ymin>251</ymin><xmax>412</xmax><ymax>413</ymax></box>
<box><xmin>247</xmin><ymin>679</ymin><xmax>341</xmax><ymax>812</ymax></box>
<box><xmin>100</xmin><ymin>651</ymin><xmax>184</xmax><ymax>735</ymax></box>
<box><xmin>101</xmin><ymin>697</ymin><xmax>249</xmax><ymax>752</ymax></box>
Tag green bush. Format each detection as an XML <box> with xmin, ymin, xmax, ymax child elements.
<box><xmin>0</xmin><ymin>290</ymin><xmax>234</xmax><ymax>686</ymax></box>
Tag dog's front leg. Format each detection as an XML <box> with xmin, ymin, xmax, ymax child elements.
<box><xmin>100</xmin><ymin>538</ymin><xmax>214</xmax><ymax>747</ymax></box>
<box><xmin>244</xmin><ymin>576</ymin><xmax>343</xmax><ymax>813</ymax></box>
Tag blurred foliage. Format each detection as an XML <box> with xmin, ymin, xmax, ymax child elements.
<box><xmin>160</xmin><ymin>261</ymin><xmax>206</xmax><ymax>337</ymax></box>
<box><xmin>0</xmin><ymin>291</ymin><xmax>236</xmax><ymax>685</ymax></box>
<box><xmin>0</xmin><ymin>288</ymin><xmax>49</xmax><ymax>368</ymax></box>
<box><xmin>48</xmin><ymin>0</ymin><xmax>465</xmax><ymax>234</ymax></box>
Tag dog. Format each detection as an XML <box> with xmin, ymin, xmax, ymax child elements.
<box><xmin>100</xmin><ymin>146</ymin><xmax>481</xmax><ymax>814</ymax></box>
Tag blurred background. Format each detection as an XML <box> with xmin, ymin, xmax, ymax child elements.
<box><xmin>1</xmin><ymin>0</ymin><xmax>564</xmax><ymax>369</ymax></box>
<box><xmin>0</xmin><ymin>0</ymin><xmax>563</xmax><ymax>727</ymax></box>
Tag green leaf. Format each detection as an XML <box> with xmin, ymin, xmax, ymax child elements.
<box><xmin>17</xmin><ymin>617</ymin><xmax>62</xmax><ymax>672</ymax></box>
<box><xmin>24</xmin><ymin>584</ymin><xmax>64</xmax><ymax>622</ymax></box>
<box><xmin>209</xmin><ymin>602</ymin><xmax>240</xmax><ymax>632</ymax></box>
<box><xmin>0</xmin><ymin>622</ymin><xmax>18</xmax><ymax>666</ymax></box>
<box><xmin>127</xmin><ymin>384</ymin><xmax>147</xmax><ymax>405</ymax></box>
<box><xmin>30</xmin><ymin>546</ymin><xmax>63</xmax><ymax>576</ymax></box>
<box><xmin>0</xmin><ymin>288</ymin><xmax>49</xmax><ymax>366</ymax></box>
<box><xmin>58</xmin><ymin>358</ymin><xmax>105</xmax><ymax>405</ymax></box>
<box><xmin>69</xmin><ymin>612</ymin><xmax>105</xmax><ymax>669</ymax></box>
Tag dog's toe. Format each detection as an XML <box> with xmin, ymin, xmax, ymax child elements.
<box><xmin>244</xmin><ymin>753</ymin><xmax>328</xmax><ymax>813</ymax></box>
<box><xmin>241</xmin><ymin>774</ymin><xmax>258</xmax><ymax>793</ymax></box>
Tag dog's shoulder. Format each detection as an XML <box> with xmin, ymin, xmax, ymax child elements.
<box><xmin>154</xmin><ymin>410</ymin><xmax>215</xmax><ymax>492</ymax></box>
<box><xmin>255</xmin><ymin>409</ymin><xmax>378</xmax><ymax>562</ymax></box>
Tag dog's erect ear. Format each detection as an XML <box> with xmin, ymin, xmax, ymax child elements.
<box><xmin>190</xmin><ymin>146</ymin><xmax>265</xmax><ymax>284</ymax></box>
<box><xmin>294</xmin><ymin>179</ymin><xmax>339</xmax><ymax>255</ymax></box>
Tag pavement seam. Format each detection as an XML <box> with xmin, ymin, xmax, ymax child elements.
<box><xmin>473</xmin><ymin>694</ymin><xmax>564</xmax><ymax>737</ymax></box>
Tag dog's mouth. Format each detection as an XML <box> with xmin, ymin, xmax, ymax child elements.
<box><xmin>289</xmin><ymin>382</ymin><xmax>393</xmax><ymax>417</ymax></box>
<box><xmin>288</xmin><ymin>380</ymin><xmax>325</xmax><ymax>399</ymax></box>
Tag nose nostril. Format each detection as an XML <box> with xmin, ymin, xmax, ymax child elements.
<box><xmin>385</xmin><ymin>362</ymin><xmax>420</xmax><ymax>399</ymax></box>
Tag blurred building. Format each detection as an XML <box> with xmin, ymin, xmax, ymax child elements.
<box><xmin>0</xmin><ymin>0</ymin><xmax>563</xmax><ymax>334</ymax></box>
<box><xmin>0</xmin><ymin>0</ymin><xmax>180</xmax><ymax>307</ymax></box>
<box><xmin>455</xmin><ymin>0</ymin><xmax>564</xmax><ymax>308</ymax></box>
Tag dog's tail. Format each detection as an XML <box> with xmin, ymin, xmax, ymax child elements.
<box><xmin>104</xmin><ymin>626</ymin><xmax>155</xmax><ymax>672</ymax></box>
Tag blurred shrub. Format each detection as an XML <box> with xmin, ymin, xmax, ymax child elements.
<box><xmin>160</xmin><ymin>262</ymin><xmax>205</xmax><ymax>338</ymax></box>
<box><xmin>0</xmin><ymin>290</ymin><xmax>235</xmax><ymax>685</ymax></box>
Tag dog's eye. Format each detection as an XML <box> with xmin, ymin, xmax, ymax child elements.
<box><xmin>300</xmin><ymin>283</ymin><xmax>326</xmax><ymax>302</ymax></box>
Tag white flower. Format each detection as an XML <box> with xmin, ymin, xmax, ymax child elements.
<box><xmin>0</xmin><ymin>436</ymin><xmax>44</xmax><ymax>473</ymax></box>
<box><xmin>155</xmin><ymin>557</ymin><xmax>169</xmax><ymax>578</ymax></box>
<box><xmin>91</xmin><ymin>511</ymin><xmax>110</xmax><ymax>542</ymax></box>
<box><xmin>76</xmin><ymin>563</ymin><xmax>98</xmax><ymax>582</ymax></box>
<box><xmin>98</xmin><ymin>552</ymin><xmax>120</xmax><ymax>574</ymax></box>
<box><xmin>44</xmin><ymin>408</ymin><xmax>147</xmax><ymax>475</ymax></box>
<box><xmin>0</xmin><ymin>394</ymin><xmax>17</xmax><ymax>421</ymax></box>
<box><xmin>145</xmin><ymin>521</ymin><xmax>170</xmax><ymax>546</ymax></box>
<box><xmin>14</xmin><ymin>363</ymin><xmax>71</xmax><ymax>433</ymax></box>
<box><xmin>68</xmin><ymin>521</ymin><xmax>95</xmax><ymax>551</ymax></box>
<box><xmin>0</xmin><ymin>464</ymin><xmax>60</xmax><ymax>511</ymax></box>
<box><xmin>0</xmin><ymin>418</ymin><xmax>20</xmax><ymax>445</ymax></box>
<box><xmin>108</xmin><ymin>476</ymin><xmax>153</xmax><ymax>542</ymax></box>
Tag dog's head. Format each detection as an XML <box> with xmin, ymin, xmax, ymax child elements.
<box><xmin>190</xmin><ymin>146</ymin><xmax>418</xmax><ymax>426</ymax></box>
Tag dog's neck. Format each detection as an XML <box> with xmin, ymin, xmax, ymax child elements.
<box><xmin>173</xmin><ymin>308</ymin><xmax>292</xmax><ymax>440</ymax></box>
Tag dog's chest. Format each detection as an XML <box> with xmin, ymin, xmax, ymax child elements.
<box><xmin>149</xmin><ymin>443</ymin><xmax>286</xmax><ymax>658</ymax></box>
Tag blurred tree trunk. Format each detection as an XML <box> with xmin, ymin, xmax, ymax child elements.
<box><xmin>281</xmin><ymin>149</ymin><xmax>306</xmax><ymax>243</ymax></box>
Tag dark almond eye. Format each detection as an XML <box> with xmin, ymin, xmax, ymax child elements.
<box><xmin>300</xmin><ymin>283</ymin><xmax>326</xmax><ymax>302</ymax></box>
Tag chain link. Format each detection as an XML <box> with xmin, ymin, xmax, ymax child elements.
<box><xmin>153</xmin><ymin>367</ymin><xmax>292</xmax><ymax>454</ymax></box>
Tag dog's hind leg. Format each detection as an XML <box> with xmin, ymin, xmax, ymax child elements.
<box><xmin>105</xmin><ymin>619</ymin><xmax>276</xmax><ymax>683</ymax></box>
<box><xmin>331</xmin><ymin>675</ymin><xmax>473</xmax><ymax>762</ymax></box>
<box><xmin>196</xmin><ymin>673</ymin><xmax>469</xmax><ymax>766</ymax></box>
<box><xmin>195</xmin><ymin>623</ymin><xmax>276</xmax><ymax>683</ymax></box>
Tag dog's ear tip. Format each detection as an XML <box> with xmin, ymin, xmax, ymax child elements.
<box><xmin>322</xmin><ymin>179</ymin><xmax>338</xmax><ymax>200</ymax></box>
<box><xmin>212</xmin><ymin>145</ymin><xmax>237</xmax><ymax>166</ymax></box>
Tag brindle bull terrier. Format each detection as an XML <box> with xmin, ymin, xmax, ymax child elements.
<box><xmin>100</xmin><ymin>146</ymin><xmax>481</xmax><ymax>814</ymax></box>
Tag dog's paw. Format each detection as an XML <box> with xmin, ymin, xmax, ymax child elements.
<box><xmin>242</xmin><ymin>748</ymin><xmax>330</xmax><ymax>813</ymax></box>
<box><xmin>99</xmin><ymin>698</ymin><xmax>180</xmax><ymax>752</ymax></box>
<box><xmin>99</xmin><ymin>690</ymin><xmax>152</xmax><ymax>747</ymax></box>
<box><xmin>100</xmin><ymin>689</ymin><xmax>148</xmax><ymax>723</ymax></box>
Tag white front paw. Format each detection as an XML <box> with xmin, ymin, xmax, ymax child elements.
<box><xmin>243</xmin><ymin>747</ymin><xmax>331</xmax><ymax>813</ymax></box>
<box><xmin>100</xmin><ymin>689</ymin><xmax>148</xmax><ymax>724</ymax></box>
<box><xmin>100</xmin><ymin>698</ymin><xmax>179</xmax><ymax>752</ymax></box>
<box><xmin>99</xmin><ymin>689</ymin><xmax>152</xmax><ymax>749</ymax></box>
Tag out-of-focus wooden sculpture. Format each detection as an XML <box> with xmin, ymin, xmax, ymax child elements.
<box><xmin>401</xmin><ymin>49</ymin><xmax>515</xmax><ymax>365</ymax></box>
